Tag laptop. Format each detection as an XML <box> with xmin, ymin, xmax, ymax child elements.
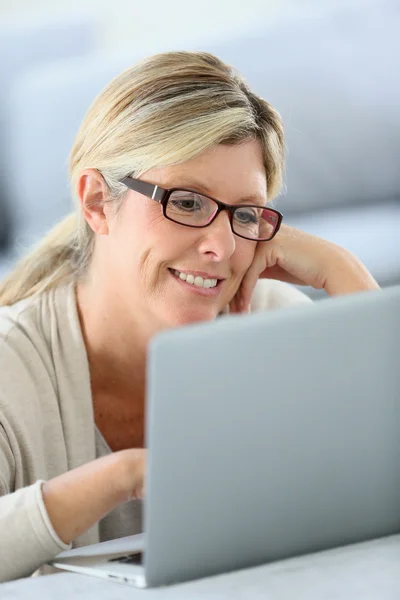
<box><xmin>51</xmin><ymin>285</ymin><xmax>400</xmax><ymax>588</ymax></box>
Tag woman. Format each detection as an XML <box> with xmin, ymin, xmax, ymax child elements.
<box><xmin>0</xmin><ymin>51</ymin><xmax>378</xmax><ymax>582</ymax></box>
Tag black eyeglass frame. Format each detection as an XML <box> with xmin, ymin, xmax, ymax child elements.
<box><xmin>120</xmin><ymin>176</ymin><xmax>283</xmax><ymax>242</ymax></box>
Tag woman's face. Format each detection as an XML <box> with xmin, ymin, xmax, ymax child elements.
<box><xmin>95</xmin><ymin>140</ymin><xmax>267</xmax><ymax>329</ymax></box>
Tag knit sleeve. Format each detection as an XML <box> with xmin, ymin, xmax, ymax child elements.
<box><xmin>0</xmin><ymin>333</ymin><xmax>71</xmax><ymax>582</ymax></box>
<box><xmin>250</xmin><ymin>280</ymin><xmax>313</xmax><ymax>312</ymax></box>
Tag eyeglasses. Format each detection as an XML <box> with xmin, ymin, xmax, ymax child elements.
<box><xmin>120</xmin><ymin>176</ymin><xmax>283</xmax><ymax>242</ymax></box>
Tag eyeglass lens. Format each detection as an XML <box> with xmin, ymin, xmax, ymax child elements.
<box><xmin>165</xmin><ymin>190</ymin><xmax>277</xmax><ymax>240</ymax></box>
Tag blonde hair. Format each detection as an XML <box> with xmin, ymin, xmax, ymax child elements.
<box><xmin>0</xmin><ymin>51</ymin><xmax>285</xmax><ymax>307</ymax></box>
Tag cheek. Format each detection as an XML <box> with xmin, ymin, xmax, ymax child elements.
<box><xmin>112</xmin><ymin>202</ymin><xmax>163</xmax><ymax>252</ymax></box>
<box><xmin>234</xmin><ymin>241</ymin><xmax>257</xmax><ymax>274</ymax></box>
<box><xmin>111</xmin><ymin>207</ymin><xmax>190</xmax><ymax>281</ymax></box>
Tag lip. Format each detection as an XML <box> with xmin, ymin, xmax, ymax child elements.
<box><xmin>169</xmin><ymin>268</ymin><xmax>226</xmax><ymax>281</ymax></box>
<box><xmin>168</xmin><ymin>269</ymin><xmax>223</xmax><ymax>297</ymax></box>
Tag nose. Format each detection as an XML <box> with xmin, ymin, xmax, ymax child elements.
<box><xmin>197</xmin><ymin>210</ymin><xmax>236</xmax><ymax>261</ymax></box>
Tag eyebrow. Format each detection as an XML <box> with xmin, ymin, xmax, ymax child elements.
<box><xmin>172</xmin><ymin>178</ymin><xmax>267</xmax><ymax>206</ymax></box>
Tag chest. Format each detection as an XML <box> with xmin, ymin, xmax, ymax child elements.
<box><xmin>93</xmin><ymin>393</ymin><xmax>145</xmax><ymax>452</ymax></box>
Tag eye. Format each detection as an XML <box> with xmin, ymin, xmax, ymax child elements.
<box><xmin>234</xmin><ymin>207</ymin><xmax>259</xmax><ymax>225</ymax></box>
<box><xmin>168</xmin><ymin>192</ymin><xmax>205</xmax><ymax>212</ymax></box>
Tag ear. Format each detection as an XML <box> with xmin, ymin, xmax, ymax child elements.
<box><xmin>76</xmin><ymin>169</ymin><xmax>110</xmax><ymax>235</ymax></box>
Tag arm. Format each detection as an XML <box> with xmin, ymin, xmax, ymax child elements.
<box><xmin>318</xmin><ymin>243</ymin><xmax>379</xmax><ymax>297</ymax></box>
<box><xmin>0</xmin><ymin>328</ymin><xmax>144</xmax><ymax>582</ymax></box>
<box><xmin>236</xmin><ymin>225</ymin><xmax>379</xmax><ymax>311</ymax></box>
<box><xmin>0</xmin><ymin>433</ymin><xmax>144</xmax><ymax>582</ymax></box>
<box><xmin>42</xmin><ymin>448</ymin><xmax>144</xmax><ymax>544</ymax></box>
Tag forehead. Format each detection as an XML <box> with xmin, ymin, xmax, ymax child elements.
<box><xmin>144</xmin><ymin>140</ymin><xmax>267</xmax><ymax>204</ymax></box>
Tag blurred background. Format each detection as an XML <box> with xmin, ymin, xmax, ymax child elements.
<box><xmin>0</xmin><ymin>0</ymin><xmax>399</xmax><ymax>297</ymax></box>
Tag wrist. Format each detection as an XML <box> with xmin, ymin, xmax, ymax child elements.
<box><xmin>114</xmin><ymin>449</ymin><xmax>145</xmax><ymax>503</ymax></box>
<box><xmin>323</xmin><ymin>246</ymin><xmax>380</xmax><ymax>296</ymax></box>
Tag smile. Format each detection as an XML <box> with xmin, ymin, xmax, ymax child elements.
<box><xmin>169</xmin><ymin>269</ymin><xmax>219</xmax><ymax>289</ymax></box>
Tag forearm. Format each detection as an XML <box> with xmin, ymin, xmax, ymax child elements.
<box><xmin>324</xmin><ymin>246</ymin><xmax>380</xmax><ymax>296</ymax></box>
<box><xmin>0</xmin><ymin>481</ymin><xmax>70</xmax><ymax>582</ymax></box>
<box><xmin>42</xmin><ymin>449</ymin><xmax>140</xmax><ymax>544</ymax></box>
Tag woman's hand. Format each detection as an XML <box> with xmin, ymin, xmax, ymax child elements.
<box><xmin>120</xmin><ymin>448</ymin><xmax>147</xmax><ymax>500</ymax></box>
<box><xmin>231</xmin><ymin>225</ymin><xmax>379</xmax><ymax>313</ymax></box>
<box><xmin>42</xmin><ymin>449</ymin><xmax>146</xmax><ymax>544</ymax></box>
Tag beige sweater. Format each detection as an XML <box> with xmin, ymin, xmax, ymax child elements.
<box><xmin>0</xmin><ymin>280</ymin><xmax>311</xmax><ymax>582</ymax></box>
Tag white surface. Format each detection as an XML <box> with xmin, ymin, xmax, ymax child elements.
<box><xmin>1</xmin><ymin>535</ymin><xmax>400</xmax><ymax>599</ymax></box>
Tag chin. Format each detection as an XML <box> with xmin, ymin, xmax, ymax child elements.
<box><xmin>167</xmin><ymin>307</ymin><xmax>218</xmax><ymax>328</ymax></box>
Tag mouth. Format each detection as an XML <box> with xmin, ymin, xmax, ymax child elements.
<box><xmin>168</xmin><ymin>268</ymin><xmax>223</xmax><ymax>293</ymax></box>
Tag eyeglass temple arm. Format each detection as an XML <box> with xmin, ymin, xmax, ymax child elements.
<box><xmin>121</xmin><ymin>177</ymin><xmax>165</xmax><ymax>203</ymax></box>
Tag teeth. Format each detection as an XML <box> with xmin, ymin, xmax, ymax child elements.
<box><xmin>172</xmin><ymin>270</ymin><xmax>218</xmax><ymax>289</ymax></box>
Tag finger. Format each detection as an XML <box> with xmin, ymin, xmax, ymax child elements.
<box><xmin>230</xmin><ymin>288</ymin><xmax>252</xmax><ymax>314</ymax></box>
<box><xmin>239</xmin><ymin>265</ymin><xmax>261</xmax><ymax>312</ymax></box>
<box><xmin>219</xmin><ymin>304</ymin><xmax>230</xmax><ymax>316</ymax></box>
<box><xmin>229</xmin><ymin>295</ymin><xmax>240</xmax><ymax>315</ymax></box>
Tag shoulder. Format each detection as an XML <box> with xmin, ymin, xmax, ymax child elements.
<box><xmin>0</xmin><ymin>293</ymin><xmax>41</xmax><ymax>339</ymax></box>
<box><xmin>250</xmin><ymin>279</ymin><xmax>313</xmax><ymax>312</ymax></box>
<box><xmin>0</xmin><ymin>293</ymin><xmax>57</xmax><ymax>425</ymax></box>
<box><xmin>0</xmin><ymin>283</ymin><xmax>82</xmax><ymax>425</ymax></box>
<box><xmin>0</xmin><ymin>283</ymin><xmax>77</xmax><ymax>365</ymax></box>
<box><xmin>0</xmin><ymin>283</ymin><xmax>81</xmax><ymax>407</ymax></box>
<box><xmin>0</xmin><ymin>285</ymin><xmax>85</xmax><ymax>486</ymax></box>
<box><xmin>0</xmin><ymin>294</ymin><xmax>47</xmax><ymax>372</ymax></box>
<box><xmin>0</xmin><ymin>294</ymin><xmax>59</xmax><ymax>487</ymax></box>
<box><xmin>0</xmin><ymin>292</ymin><xmax>55</xmax><ymax>386</ymax></box>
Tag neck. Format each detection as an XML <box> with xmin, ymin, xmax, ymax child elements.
<box><xmin>75</xmin><ymin>278</ymin><xmax>157</xmax><ymax>406</ymax></box>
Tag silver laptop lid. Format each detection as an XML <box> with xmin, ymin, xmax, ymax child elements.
<box><xmin>144</xmin><ymin>286</ymin><xmax>400</xmax><ymax>587</ymax></box>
